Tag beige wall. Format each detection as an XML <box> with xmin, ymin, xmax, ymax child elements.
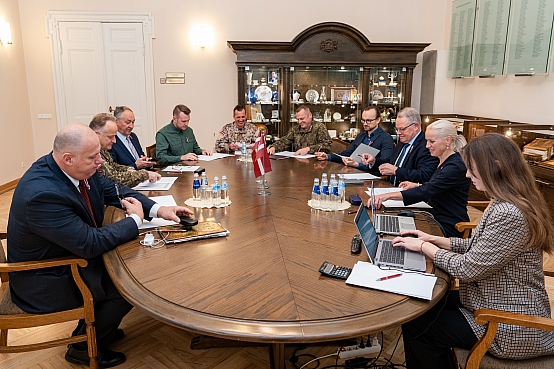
<box><xmin>8</xmin><ymin>0</ymin><xmax>549</xmax><ymax>186</ymax></box>
<box><xmin>15</xmin><ymin>0</ymin><xmax>449</xmax><ymax>164</ymax></box>
<box><xmin>0</xmin><ymin>0</ymin><xmax>34</xmax><ymax>184</ymax></box>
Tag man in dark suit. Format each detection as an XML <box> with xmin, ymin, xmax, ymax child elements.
<box><xmin>362</xmin><ymin>107</ymin><xmax>439</xmax><ymax>185</ymax></box>
<box><xmin>7</xmin><ymin>124</ymin><xmax>192</xmax><ymax>367</ymax></box>
<box><xmin>314</xmin><ymin>106</ymin><xmax>394</xmax><ymax>171</ymax></box>
<box><xmin>109</xmin><ymin>106</ymin><xmax>152</xmax><ymax>169</ymax></box>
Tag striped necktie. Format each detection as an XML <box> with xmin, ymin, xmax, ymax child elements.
<box><xmin>127</xmin><ymin>136</ymin><xmax>140</xmax><ymax>160</ymax></box>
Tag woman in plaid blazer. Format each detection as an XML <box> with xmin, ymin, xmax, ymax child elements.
<box><xmin>396</xmin><ymin>133</ymin><xmax>554</xmax><ymax>369</ymax></box>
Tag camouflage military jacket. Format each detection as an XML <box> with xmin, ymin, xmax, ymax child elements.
<box><xmin>271</xmin><ymin>122</ymin><xmax>332</xmax><ymax>154</ymax></box>
<box><xmin>214</xmin><ymin>122</ymin><xmax>258</xmax><ymax>153</ymax></box>
<box><xmin>99</xmin><ymin>149</ymin><xmax>149</xmax><ymax>187</ymax></box>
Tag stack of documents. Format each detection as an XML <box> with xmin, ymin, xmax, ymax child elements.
<box><xmin>133</xmin><ymin>177</ymin><xmax>177</xmax><ymax>191</ymax></box>
<box><xmin>342</xmin><ymin>173</ymin><xmax>380</xmax><ymax>183</ymax></box>
<box><xmin>272</xmin><ymin>151</ymin><xmax>316</xmax><ymax>159</ymax></box>
<box><xmin>346</xmin><ymin>261</ymin><xmax>437</xmax><ymax>300</ymax></box>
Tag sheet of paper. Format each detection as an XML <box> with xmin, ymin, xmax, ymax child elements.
<box><xmin>275</xmin><ymin>151</ymin><xmax>316</xmax><ymax>159</ymax></box>
<box><xmin>139</xmin><ymin>195</ymin><xmax>178</xmax><ymax>229</ymax></box>
<box><xmin>342</xmin><ymin>173</ymin><xmax>380</xmax><ymax>181</ymax></box>
<box><xmin>346</xmin><ymin>261</ymin><xmax>437</xmax><ymax>300</ymax></box>
<box><xmin>133</xmin><ymin>177</ymin><xmax>177</xmax><ymax>191</ymax></box>
<box><xmin>162</xmin><ymin>165</ymin><xmax>200</xmax><ymax>172</ymax></box>
<box><xmin>197</xmin><ymin>153</ymin><xmax>233</xmax><ymax>161</ymax></box>
<box><xmin>350</xmin><ymin>144</ymin><xmax>380</xmax><ymax>164</ymax></box>
<box><xmin>365</xmin><ymin>188</ymin><xmax>432</xmax><ymax>209</ymax></box>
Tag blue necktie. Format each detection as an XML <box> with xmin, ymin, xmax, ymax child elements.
<box><xmin>390</xmin><ymin>144</ymin><xmax>410</xmax><ymax>186</ymax></box>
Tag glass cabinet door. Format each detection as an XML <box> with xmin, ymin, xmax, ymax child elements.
<box><xmin>244</xmin><ymin>66</ymin><xmax>281</xmax><ymax>138</ymax></box>
<box><xmin>369</xmin><ymin>67</ymin><xmax>406</xmax><ymax>124</ymax></box>
<box><xmin>290</xmin><ymin>66</ymin><xmax>362</xmax><ymax>141</ymax></box>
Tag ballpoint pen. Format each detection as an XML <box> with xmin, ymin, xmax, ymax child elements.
<box><xmin>317</xmin><ymin>145</ymin><xmax>322</xmax><ymax>152</ymax></box>
<box><xmin>376</xmin><ymin>273</ymin><xmax>402</xmax><ymax>281</ymax></box>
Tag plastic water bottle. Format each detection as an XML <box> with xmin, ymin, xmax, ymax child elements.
<box><xmin>201</xmin><ymin>172</ymin><xmax>210</xmax><ymax>206</ymax></box>
<box><xmin>338</xmin><ymin>174</ymin><xmax>346</xmax><ymax>204</ymax></box>
<box><xmin>212</xmin><ymin>176</ymin><xmax>221</xmax><ymax>206</ymax></box>
<box><xmin>221</xmin><ymin>175</ymin><xmax>229</xmax><ymax>205</ymax></box>
<box><xmin>241</xmin><ymin>142</ymin><xmax>247</xmax><ymax>161</ymax></box>
<box><xmin>311</xmin><ymin>178</ymin><xmax>321</xmax><ymax>208</ymax></box>
<box><xmin>192</xmin><ymin>172</ymin><xmax>201</xmax><ymax>202</ymax></box>
<box><xmin>321</xmin><ymin>176</ymin><xmax>330</xmax><ymax>210</ymax></box>
<box><xmin>330</xmin><ymin>177</ymin><xmax>339</xmax><ymax>210</ymax></box>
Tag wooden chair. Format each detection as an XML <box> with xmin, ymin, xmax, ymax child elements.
<box><xmin>455</xmin><ymin>201</ymin><xmax>491</xmax><ymax>238</ymax></box>
<box><xmin>453</xmin><ymin>309</ymin><xmax>554</xmax><ymax>368</ymax></box>
<box><xmin>145</xmin><ymin>143</ymin><xmax>156</xmax><ymax>158</ymax></box>
<box><xmin>0</xmin><ymin>232</ymin><xmax>98</xmax><ymax>368</ymax></box>
<box><xmin>331</xmin><ymin>137</ymin><xmax>349</xmax><ymax>153</ymax></box>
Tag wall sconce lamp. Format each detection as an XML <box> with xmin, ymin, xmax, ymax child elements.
<box><xmin>191</xmin><ymin>24</ymin><xmax>214</xmax><ymax>49</ymax></box>
<box><xmin>0</xmin><ymin>21</ymin><xmax>12</xmax><ymax>44</ymax></box>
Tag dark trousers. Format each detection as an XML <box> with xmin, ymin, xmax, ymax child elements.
<box><xmin>73</xmin><ymin>269</ymin><xmax>133</xmax><ymax>352</ymax></box>
<box><xmin>402</xmin><ymin>290</ymin><xmax>478</xmax><ymax>369</ymax></box>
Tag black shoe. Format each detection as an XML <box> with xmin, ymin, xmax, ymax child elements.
<box><xmin>65</xmin><ymin>345</ymin><xmax>126</xmax><ymax>368</ymax></box>
<box><xmin>111</xmin><ymin>328</ymin><xmax>125</xmax><ymax>344</ymax></box>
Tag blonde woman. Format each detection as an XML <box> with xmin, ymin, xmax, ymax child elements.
<box><xmin>368</xmin><ymin>120</ymin><xmax>470</xmax><ymax>237</ymax></box>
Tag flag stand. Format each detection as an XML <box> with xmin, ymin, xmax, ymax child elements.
<box><xmin>257</xmin><ymin>174</ymin><xmax>270</xmax><ymax>195</ymax></box>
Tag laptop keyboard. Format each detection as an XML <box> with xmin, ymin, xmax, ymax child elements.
<box><xmin>378</xmin><ymin>215</ymin><xmax>400</xmax><ymax>234</ymax></box>
<box><xmin>379</xmin><ymin>240</ymin><xmax>404</xmax><ymax>265</ymax></box>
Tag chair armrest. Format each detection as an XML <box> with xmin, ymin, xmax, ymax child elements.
<box><xmin>0</xmin><ymin>257</ymin><xmax>88</xmax><ymax>273</ymax></box>
<box><xmin>465</xmin><ymin>308</ymin><xmax>554</xmax><ymax>369</ymax></box>
<box><xmin>475</xmin><ymin>308</ymin><xmax>554</xmax><ymax>332</ymax></box>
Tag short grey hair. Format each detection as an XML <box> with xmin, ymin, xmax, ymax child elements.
<box><xmin>114</xmin><ymin>106</ymin><xmax>133</xmax><ymax>120</ymax></box>
<box><xmin>397</xmin><ymin>107</ymin><xmax>422</xmax><ymax>125</ymax></box>
<box><xmin>426</xmin><ymin>119</ymin><xmax>467</xmax><ymax>152</ymax></box>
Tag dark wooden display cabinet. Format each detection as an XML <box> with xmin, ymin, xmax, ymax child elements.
<box><xmin>228</xmin><ymin>22</ymin><xmax>428</xmax><ymax>140</ymax></box>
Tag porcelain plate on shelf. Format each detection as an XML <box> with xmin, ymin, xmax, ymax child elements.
<box><xmin>255</xmin><ymin>85</ymin><xmax>273</xmax><ymax>102</ymax></box>
<box><xmin>305</xmin><ymin>89</ymin><xmax>319</xmax><ymax>103</ymax></box>
<box><xmin>332</xmin><ymin>112</ymin><xmax>341</xmax><ymax>120</ymax></box>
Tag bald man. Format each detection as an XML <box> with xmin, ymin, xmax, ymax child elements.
<box><xmin>7</xmin><ymin>124</ymin><xmax>192</xmax><ymax>367</ymax></box>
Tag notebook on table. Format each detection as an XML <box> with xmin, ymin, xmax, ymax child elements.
<box><xmin>354</xmin><ymin>205</ymin><xmax>426</xmax><ymax>272</ymax></box>
<box><xmin>157</xmin><ymin>221</ymin><xmax>229</xmax><ymax>244</ymax></box>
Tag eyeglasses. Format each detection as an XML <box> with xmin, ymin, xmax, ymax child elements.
<box><xmin>361</xmin><ymin>118</ymin><xmax>378</xmax><ymax>124</ymax></box>
<box><xmin>395</xmin><ymin>122</ymin><xmax>416</xmax><ymax>133</ymax></box>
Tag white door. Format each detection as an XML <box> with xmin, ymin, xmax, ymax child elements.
<box><xmin>57</xmin><ymin>21</ymin><xmax>154</xmax><ymax>144</ymax></box>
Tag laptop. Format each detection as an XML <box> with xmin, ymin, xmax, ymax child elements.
<box><xmin>370</xmin><ymin>182</ymin><xmax>416</xmax><ymax>235</ymax></box>
<box><xmin>354</xmin><ymin>205</ymin><xmax>427</xmax><ymax>272</ymax></box>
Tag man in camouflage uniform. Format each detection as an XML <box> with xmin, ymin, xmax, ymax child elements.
<box><xmin>214</xmin><ymin>105</ymin><xmax>258</xmax><ymax>153</ymax></box>
<box><xmin>89</xmin><ymin>113</ymin><xmax>161</xmax><ymax>187</ymax></box>
<box><xmin>268</xmin><ymin>106</ymin><xmax>331</xmax><ymax>155</ymax></box>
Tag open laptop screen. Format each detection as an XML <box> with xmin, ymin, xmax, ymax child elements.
<box><xmin>354</xmin><ymin>206</ymin><xmax>378</xmax><ymax>262</ymax></box>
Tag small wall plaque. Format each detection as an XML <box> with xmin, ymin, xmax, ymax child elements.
<box><xmin>166</xmin><ymin>78</ymin><xmax>185</xmax><ymax>84</ymax></box>
<box><xmin>166</xmin><ymin>72</ymin><xmax>185</xmax><ymax>78</ymax></box>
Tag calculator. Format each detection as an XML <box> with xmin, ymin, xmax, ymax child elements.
<box><xmin>318</xmin><ymin>261</ymin><xmax>352</xmax><ymax>280</ymax></box>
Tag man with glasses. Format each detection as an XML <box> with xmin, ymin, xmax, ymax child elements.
<box><xmin>315</xmin><ymin>106</ymin><xmax>393</xmax><ymax>170</ymax></box>
<box><xmin>361</xmin><ymin>107</ymin><xmax>438</xmax><ymax>185</ymax></box>
<box><xmin>109</xmin><ymin>106</ymin><xmax>153</xmax><ymax>169</ymax></box>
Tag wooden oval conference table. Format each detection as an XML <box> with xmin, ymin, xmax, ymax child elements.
<box><xmin>103</xmin><ymin>155</ymin><xmax>449</xmax><ymax>369</ymax></box>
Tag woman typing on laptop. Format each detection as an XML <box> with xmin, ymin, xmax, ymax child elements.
<box><xmin>396</xmin><ymin>133</ymin><xmax>554</xmax><ymax>368</ymax></box>
<box><xmin>367</xmin><ymin>119</ymin><xmax>470</xmax><ymax>237</ymax></box>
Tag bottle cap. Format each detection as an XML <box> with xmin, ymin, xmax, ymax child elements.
<box><xmin>222</xmin><ymin>175</ymin><xmax>227</xmax><ymax>179</ymax></box>
<box><xmin>214</xmin><ymin>176</ymin><xmax>219</xmax><ymax>181</ymax></box>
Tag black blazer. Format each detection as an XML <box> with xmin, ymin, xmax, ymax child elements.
<box><xmin>7</xmin><ymin>153</ymin><xmax>155</xmax><ymax>313</ymax></box>
<box><xmin>109</xmin><ymin>132</ymin><xmax>145</xmax><ymax>169</ymax></box>
<box><xmin>401</xmin><ymin>152</ymin><xmax>470</xmax><ymax>237</ymax></box>
<box><xmin>375</xmin><ymin>131</ymin><xmax>439</xmax><ymax>184</ymax></box>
